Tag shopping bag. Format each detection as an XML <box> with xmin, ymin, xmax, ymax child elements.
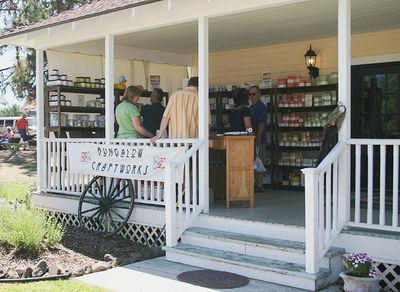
<box><xmin>254</xmin><ymin>145</ymin><xmax>266</xmax><ymax>173</ymax></box>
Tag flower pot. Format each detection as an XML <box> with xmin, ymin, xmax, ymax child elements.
<box><xmin>340</xmin><ymin>272</ymin><xmax>381</xmax><ymax>292</ymax></box>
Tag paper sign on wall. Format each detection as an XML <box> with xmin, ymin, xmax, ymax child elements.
<box><xmin>68</xmin><ymin>143</ymin><xmax>185</xmax><ymax>181</ymax></box>
<box><xmin>149</xmin><ymin>75</ymin><xmax>161</xmax><ymax>89</ymax></box>
<box><xmin>262</xmin><ymin>71</ymin><xmax>272</xmax><ymax>88</ymax></box>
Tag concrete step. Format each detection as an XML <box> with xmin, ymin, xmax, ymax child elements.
<box><xmin>196</xmin><ymin>213</ymin><xmax>305</xmax><ymax>241</ymax></box>
<box><xmin>164</xmin><ymin>243</ymin><xmax>333</xmax><ymax>291</ymax></box>
<box><xmin>182</xmin><ymin>227</ymin><xmax>345</xmax><ymax>269</ymax></box>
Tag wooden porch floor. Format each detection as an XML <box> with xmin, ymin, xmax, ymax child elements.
<box><xmin>208</xmin><ymin>189</ymin><xmax>306</xmax><ymax>227</ymax></box>
<box><xmin>207</xmin><ymin>189</ymin><xmax>399</xmax><ymax>228</ymax></box>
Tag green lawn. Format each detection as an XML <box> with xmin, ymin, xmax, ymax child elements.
<box><xmin>0</xmin><ymin>279</ymin><xmax>110</xmax><ymax>292</ymax></box>
<box><xmin>0</xmin><ymin>181</ymin><xmax>34</xmax><ymax>203</ymax></box>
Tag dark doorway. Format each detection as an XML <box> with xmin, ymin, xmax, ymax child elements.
<box><xmin>351</xmin><ymin>61</ymin><xmax>400</xmax><ymax>192</ymax></box>
<box><xmin>352</xmin><ymin>62</ymin><xmax>400</xmax><ymax>138</ymax></box>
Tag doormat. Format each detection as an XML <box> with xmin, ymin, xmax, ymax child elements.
<box><xmin>177</xmin><ymin>269</ymin><xmax>249</xmax><ymax>289</ymax></box>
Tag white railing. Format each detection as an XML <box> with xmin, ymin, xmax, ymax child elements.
<box><xmin>43</xmin><ymin>138</ymin><xmax>197</xmax><ymax>207</ymax></box>
<box><xmin>111</xmin><ymin>138</ymin><xmax>197</xmax><ymax>206</ymax></box>
<box><xmin>43</xmin><ymin>137</ymin><xmax>205</xmax><ymax>246</ymax></box>
<box><xmin>165</xmin><ymin>140</ymin><xmax>205</xmax><ymax>247</ymax></box>
<box><xmin>302</xmin><ymin>138</ymin><xmax>400</xmax><ymax>274</ymax></box>
<box><xmin>44</xmin><ymin>138</ymin><xmax>105</xmax><ymax>195</ymax></box>
<box><xmin>347</xmin><ymin>139</ymin><xmax>400</xmax><ymax>232</ymax></box>
<box><xmin>302</xmin><ymin>142</ymin><xmax>348</xmax><ymax>274</ymax></box>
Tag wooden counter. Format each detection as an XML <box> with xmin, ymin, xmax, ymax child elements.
<box><xmin>210</xmin><ymin>135</ymin><xmax>254</xmax><ymax>208</ymax></box>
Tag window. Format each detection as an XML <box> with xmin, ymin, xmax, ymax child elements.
<box><xmin>4</xmin><ymin>120</ymin><xmax>14</xmax><ymax>127</ymax></box>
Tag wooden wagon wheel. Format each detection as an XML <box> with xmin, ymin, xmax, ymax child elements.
<box><xmin>78</xmin><ymin>176</ymin><xmax>135</xmax><ymax>236</ymax></box>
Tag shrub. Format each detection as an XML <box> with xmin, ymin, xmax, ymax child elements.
<box><xmin>0</xmin><ymin>207</ymin><xmax>65</xmax><ymax>251</ymax></box>
<box><xmin>45</xmin><ymin>217</ymin><xmax>65</xmax><ymax>245</ymax></box>
<box><xmin>0</xmin><ymin>181</ymin><xmax>31</xmax><ymax>203</ymax></box>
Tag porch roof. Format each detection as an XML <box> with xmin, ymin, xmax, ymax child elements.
<box><xmin>0</xmin><ymin>0</ymin><xmax>161</xmax><ymax>40</ymax></box>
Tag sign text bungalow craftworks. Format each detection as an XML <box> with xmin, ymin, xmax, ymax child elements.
<box><xmin>68</xmin><ymin>143</ymin><xmax>185</xmax><ymax>181</ymax></box>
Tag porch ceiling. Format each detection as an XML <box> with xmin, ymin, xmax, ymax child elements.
<box><xmin>56</xmin><ymin>0</ymin><xmax>400</xmax><ymax>56</ymax></box>
<box><xmin>114</xmin><ymin>0</ymin><xmax>400</xmax><ymax>54</ymax></box>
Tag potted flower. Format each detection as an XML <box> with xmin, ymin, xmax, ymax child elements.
<box><xmin>340</xmin><ymin>252</ymin><xmax>381</xmax><ymax>292</ymax></box>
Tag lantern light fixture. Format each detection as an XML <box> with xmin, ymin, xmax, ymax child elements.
<box><xmin>305</xmin><ymin>44</ymin><xmax>319</xmax><ymax>79</ymax></box>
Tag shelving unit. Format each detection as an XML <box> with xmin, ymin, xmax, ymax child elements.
<box><xmin>209</xmin><ymin>91</ymin><xmax>232</xmax><ymax>133</ymax></box>
<box><xmin>273</xmin><ymin>84</ymin><xmax>338</xmax><ymax>189</ymax></box>
<box><xmin>44</xmin><ymin>85</ymin><xmax>105</xmax><ymax>138</ymax></box>
<box><xmin>209</xmin><ymin>89</ymin><xmax>275</xmax><ymax>187</ymax></box>
<box><xmin>208</xmin><ymin>84</ymin><xmax>338</xmax><ymax>190</ymax></box>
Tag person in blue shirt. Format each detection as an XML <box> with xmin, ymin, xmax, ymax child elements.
<box><xmin>141</xmin><ymin>88</ymin><xmax>166</xmax><ymax>136</ymax></box>
<box><xmin>249</xmin><ymin>85</ymin><xmax>267</xmax><ymax>192</ymax></box>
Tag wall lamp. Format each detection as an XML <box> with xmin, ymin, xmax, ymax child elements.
<box><xmin>305</xmin><ymin>44</ymin><xmax>319</xmax><ymax>79</ymax></box>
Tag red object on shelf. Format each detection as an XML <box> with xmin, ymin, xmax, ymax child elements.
<box><xmin>287</xmin><ymin>76</ymin><xmax>302</xmax><ymax>87</ymax></box>
<box><xmin>277</xmin><ymin>79</ymin><xmax>287</xmax><ymax>87</ymax></box>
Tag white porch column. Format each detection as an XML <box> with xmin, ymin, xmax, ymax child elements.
<box><xmin>302</xmin><ymin>168</ymin><xmax>320</xmax><ymax>274</ymax></box>
<box><xmin>198</xmin><ymin>16</ymin><xmax>209</xmax><ymax>213</ymax></box>
<box><xmin>338</xmin><ymin>0</ymin><xmax>351</xmax><ymax>223</ymax></box>
<box><xmin>36</xmin><ymin>49</ymin><xmax>45</xmax><ymax>192</ymax></box>
<box><xmin>165</xmin><ymin>163</ymin><xmax>177</xmax><ymax>246</ymax></box>
<box><xmin>105</xmin><ymin>34</ymin><xmax>115</xmax><ymax>141</ymax></box>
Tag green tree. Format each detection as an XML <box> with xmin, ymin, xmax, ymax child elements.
<box><xmin>0</xmin><ymin>0</ymin><xmax>94</xmax><ymax>103</ymax></box>
<box><xmin>0</xmin><ymin>104</ymin><xmax>24</xmax><ymax>116</ymax></box>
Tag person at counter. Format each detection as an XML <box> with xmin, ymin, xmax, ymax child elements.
<box><xmin>141</xmin><ymin>88</ymin><xmax>165</xmax><ymax>136</ymax></box>
<box><xmin>151</xmin><ymin>77</ymin><xmax>199</xmax><ymax>142</ymax></box>
<box><xmin>228</xmin><ymin>88</ymin><xmax>252</xmax><ymax>132</ymax></box>
<box><xmin>115</xmin><ymin>86</ymin><xmax>154</xmax><ymax>139</ymax></box>
<box><xmin>249</xmin><ymin>85</ymin><xmax>267</xmax><ymax>193</ymax></box>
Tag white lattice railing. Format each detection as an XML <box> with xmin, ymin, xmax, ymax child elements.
<box><xmin>302</xmin><ymin>142</ymin><xmax>348</xmax><ymax>274</ymax></box>
<box><xmin>347</xmin><ymin>139</ymin><xmax>400</xmax><ymax>232</ymax></box>
<box><xmin>43</xmin><ymin>137</ymin><xmax>197</xmax><ymax>206</ymax></box>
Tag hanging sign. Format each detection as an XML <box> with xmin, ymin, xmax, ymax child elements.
<box><xmin>68</xmin><ymin>143</ymin><xmax>185</xmax><ymax>181</ymax></box>
<box><xmin>149</xmin><ymin>75</ymin><xmax>161</xmax><ymax>89</ymax></box>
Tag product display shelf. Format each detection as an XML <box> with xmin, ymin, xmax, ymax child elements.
<box><xmin>209</xmin><ymin>91</ymin><xmax>232</xmax><ymax>134</ymax></box>
<box><xmin>274</xmin><ymin>84</ymin><xmax>337</xmax><ymax>94</ymax></box>
<box><xmin>277</xmin><ymin>105</ymin><xmax>336</xmax><ymax>113</ymax></box>
<box><xmin>47</xmin><ymin>106</ymin><xmax>105</xmax><ymax>114</ymax></box>
<box><xmin>277</xmin><ymin>126</ymin><xmax>324</xmax><ymax>131</ymax></box>
<box><xmin>207</xmin><ymin>85</ymin><xmax>337</xmax><ymax>190</ymax></box>
<box><xmin>44</xmin><ymin>85</ymin><xmax>105</xmax><ymax>138</ymax></box>
<box><xmin>273</xmin><ymin>83</ymin><xmax>338</xmax><ymax>190</ymax></box>
<box><xmin>46</xmin><ymin>85</ymin><xmax>105</xmax><ymax>95</ymax></box>
<box><xmin>47</xmin><ymin>126</ymin><xmax>105</xmax><ymax>131</ymax></box>
<box><xmin>277</xmin><ymin>145</ymin><xmax>321</xmax><ymax>150</ymax></box>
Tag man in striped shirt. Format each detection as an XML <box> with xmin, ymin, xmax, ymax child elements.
<box><xmin>151</xmin><ymin>77</ymin><xmax>200</xmax><ymax>141</ymax></box>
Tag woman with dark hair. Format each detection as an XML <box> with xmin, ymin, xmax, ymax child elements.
<box><xmin>228</xmin><ymin>88</ymin><xmax>252</xmax><ymax>132</ymax></box>
<box><xmin>115</xmin><ymin>85</ymin><xmax>154</xmax><ymax>138</ymax></box>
